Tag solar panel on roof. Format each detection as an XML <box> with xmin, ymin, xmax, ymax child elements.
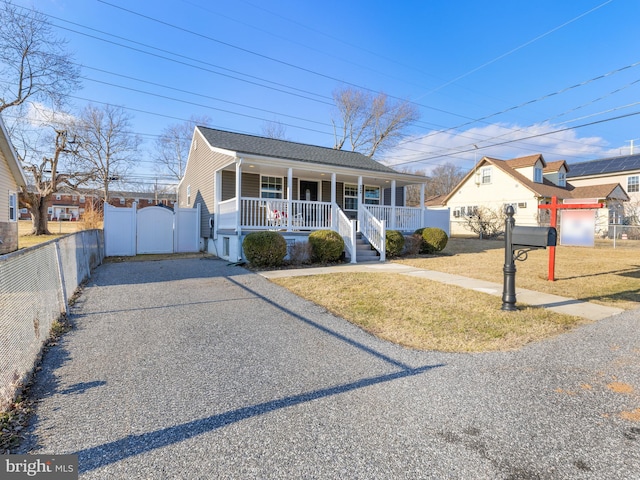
<box><xmin>567</xmin><ymin>154</ymin><xmax>640</xmax><ymax>177</ymax></box>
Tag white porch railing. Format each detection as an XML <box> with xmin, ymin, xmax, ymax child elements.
<box><xmin>336</xmin><ymin>206</ymin><xmax>356</xmax><ymax>263</ymax></box>
<box><xmin>359</xmin><ymin>207</ymin><xmax>386</xmax><ymax>262</ymax></box>
<box><xmin>218</xmin><ymin>198</ymin><xmax>237</xmax><ymax>230</ymax></box>
<box><xmin>364</xmin><ymin>205</ymin><xmax>424</xmax><ymax>232</ymax></box>
<box><xmin>238</xmin><ymin>197</ymin><xmax>333</xmax><ymax>231</ymax></box>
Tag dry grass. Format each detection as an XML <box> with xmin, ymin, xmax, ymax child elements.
<box><xmin>272</xmin><ymin>272</ymin><xmax>585</xmax><ymax>353</ymax></box>
<box><xmin>17</xmin><ymin>220</ymin><xmax>102</xmax><ymax>249</ymax></box>
<box><xmin>395</xmin><ymin>237</ymin><xmax>640</xmax><ymax>310</ymax></box>
<box><xmin>271</xmin><ymin>236</ymin><xmax>639</xmax><ymax>353</ymax></box>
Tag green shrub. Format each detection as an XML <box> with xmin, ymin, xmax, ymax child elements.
<box><xmin>308</xmin><ymin>230</ymin><xmax>344</xmax><ymax>263</ymax></box>
<box><xmin>421</xmin><ymin>227</ymin><xmax>448</xmax><ymax>253</ymax></box>
<box><xmin>385</xmin><ymin>230</ymin><xmax>405</xmax><ymax>258</ymax></box>
<box><xmin>242</xmin><ymin>231</ymin><xmax>287</xmax><ymax>267</ymax></box>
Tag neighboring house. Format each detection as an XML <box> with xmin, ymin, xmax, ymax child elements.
<box><xmin>19</xmin><ymin>188</ymin><xmax>177</xmax><ymax>221</ymax></box>
<box><xmin>0</xmin><ymin>115</ymin><xmax>27</xmax><ymax>254</ymax></box>
<box><xmin>178</xmin><ymin>127</ymin><xmax>441</xmax><ymax>263</ymax></box>
<box><xmin>567</xmin><ymin>154</ymin><xmax>640</xmax><ymax>224</ymax></box>
<box><xmin>440</xmin><ymin>154</ymin><xmax>628</xmax><ymax>236</ymax></box>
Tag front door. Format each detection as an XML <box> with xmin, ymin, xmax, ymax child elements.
<box><xmin>299</xmin><ymin>181</ymin><xmax>319</xmax><ymax>201</ymax></box>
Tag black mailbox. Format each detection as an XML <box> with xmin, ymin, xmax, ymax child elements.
<box><xmin>512</xmin><ymin>226</ymin><xmax>557</xmax><ymax>248</ymax></box>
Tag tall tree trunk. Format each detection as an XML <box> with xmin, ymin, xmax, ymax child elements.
<box><xmin>28</xmin><ymin>195</ymin><xmax>52</xmax><ymax>235</ymax></box>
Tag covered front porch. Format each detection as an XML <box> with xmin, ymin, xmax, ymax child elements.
<box><xmin>210</xmin><ymin>158</ymin><xmax>443</xmax><ymax>263</ymax></box>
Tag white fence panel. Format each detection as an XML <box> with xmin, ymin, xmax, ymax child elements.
<box><xmin>104</xmin><ymin>204</ymin><xmax>200</xmax><ymax>256</ymax></box>
<box><xmin>424</xmin><ymin>208</ymin><xmax>451</xmax><ymax>237</ymax></box>
<box><xmin>175</xmin><ymin>204</ymin><xmax>200</xmax><ymax>253</ymax></box>
<box><xmin>137</xmin><ymin>206</ymin><xmax>174</xmax><ymax>254</ymax></box>
<box><xmin>104</xmin><ymin>203</ymin><xmax>136</xmax><ymax>256</ymax></box>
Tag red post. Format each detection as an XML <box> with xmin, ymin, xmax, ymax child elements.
<box><xmin>538</xmin><ymin>196</ymin><xmax>603</xmax><ymax>282</ymax></box>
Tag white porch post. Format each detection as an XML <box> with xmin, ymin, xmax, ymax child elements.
<box><xmin>357</xmin><ymin>175</ymin><xmax>363</xmax><ymax>229</ymax></box>
<box><xmin>235</xmin><ymin>158</ymin><xmax>242</xmax><ymax>233</ymax></box>
<box><xmin>420</xmin><ymin>183</ymin><xmax>426</xmax><ymax>227</ymax></box>
<box><xmin>331</xmin><ymin>172</ymin><xmax>337</xmax><ymax>230</ymax></box>
<box><xmin>287</xmin><ymin>167</ymin><xmax>293</xmax><ymax>231</ymax></box>
<box><xmin>214</xmin><ymin>170</ymin><xmax>222</xmax><ymax>240</ymax></box>
<box><xmin>390</xmin><ymin>180</ymin><xmax>396</xmax><ymax>230</ymax></box>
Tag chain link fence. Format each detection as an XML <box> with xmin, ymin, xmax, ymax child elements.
<box><xmin>0</xmin><ymin>230</ymin><xmax>104</xmax><ymax>410</ymax></box>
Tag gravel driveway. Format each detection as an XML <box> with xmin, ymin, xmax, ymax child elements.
<box><xmin>19</xmin><ymin>258</ymin><xmax>640</xmax><ymax>479</ymax></box>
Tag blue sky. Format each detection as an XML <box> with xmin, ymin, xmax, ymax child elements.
<box><xmin>10</xmin><ymin>0</ymin><xmax>640</xmax><ymax>181</ymax></box>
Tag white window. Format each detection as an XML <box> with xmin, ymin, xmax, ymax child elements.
<box><xmin>628</xmin><ymin>175</ymin><xmax>639</xmax><ymax>193</ymax></box>
<box><xmin>363</xmin><ymin>186</ymin><xmax>380</xmax><ymax>205</ymax></box>
<box><xmin>8</xmin><ymin>192</ymin><xmax>17</xmax><ymax>221</ymax></box>
<box><xmin>503</xmin><ymin>203</ymin><xmax>517</xmax><ymax>214</ymax></box>
<box><xmin>187</xmin><ymin>185</ymin><xmax>191</xmax><ymax>206</ymax></box>
<box><xmin>558</xmin><ymin>172</ymin><xmax>566</xmax><ymax>187</ymax></box>
<box><xmin>344</xmin><ymin>184</ymin><xmax>358</xmax><ymax>211</ymax></box>
<box><xmin>261</xmin><ymin>176</ymin><xmax>283</xmax><ymax>199</ymax></box>
<box><xmin>534</xmin><ymin>167</ymin><xmax>543</xmax><ymax>183</ymax></box>
<box><xmin>119</xmin><ymin>197</ymin><xmax>125</xmax><ymax>205</ymax></box>
<box><xmin>56</xmin><ymin>194</ymin><xmax>61</xmax><ymax>200</ymax></box>
<box><xmin>48</xmin><ymin>207</ymin><xmax>53</xmax><ymax>215</ymax></box>
<box><xmin>79</xmin><ymin>195</ymin><xmax>85</xmax><ymax>203</ymax></box>
<box><xmin>72</xmin><ymin>195</ymin><xmax>77</xmax><ymax>201</ymax></box>
<box><xmin>481</xmin><ymin>167</ymin><xmax>492</xmax><ymax>184</ymax></box>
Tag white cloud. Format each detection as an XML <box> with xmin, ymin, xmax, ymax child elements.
<box><xmin>383</xmin><ymin>122</ymin><xmax>626</xmax><ymax>174</ymax></box>
<box><xmin>25</xmin><ymin>102</ymin><xmax>77</xmax><ymax>127</ymax></box>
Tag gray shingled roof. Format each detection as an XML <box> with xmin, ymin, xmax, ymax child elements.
<box><xmin>198</xmin><ymin>127</ymin><xmax>400</xmax><ymax>174</ymax></box>
<box><xmin>567</xmin><ymin>154</ymin><xmax>640</xmax><ymax>178</ymax></box>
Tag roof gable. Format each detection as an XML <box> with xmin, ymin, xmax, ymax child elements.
<box><xmin>505</xmin><ymin>154</ymin><xmax>545</xmax><ymax>169</ymax></box>
<box><xmin>197</xmin><ymin>127</ymin><xmax>400</xmax><ymax>175</ymax></box>
<box><xmin>543</xmin><ymin>160</ymin><xmax>568</xmax><ymax>173</ymax></box>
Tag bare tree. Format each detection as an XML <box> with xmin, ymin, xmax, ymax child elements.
<box><xmin>0</xmin><ymin>0</ymin><xmax>80</xmax><ymax>113</ymax></box>
<box><xmin>261</xmin><ymin>120</ymin><xmax>289</xmax><ymax>140</ymax></box>
<box><xmin>154</xmin><ymin>114</ymin><xmax>210</xmax><ymax>182</ymax></box>
<box><xmin>401</xmin><ymin>168</ymin><xmax>427</xmax><ymax>207</ymax></box>
<box><xmin>463</xmin><ymin>207</ymin><xmax>504</xmax><ymax>239</ymax></box>
<box><xmin>19</xmin><ymin>128</ymin><xmax>85</xmax><ymax>234</ymax></box>
<box><xmin>426</xmin><ymin>163</ymin><xmax>466</xmax><ymax>197</ymax></box>
<box><xmin>331</xmin><ymin>86</ymin><xmax>419</xmax><ymax>157</ymax></box>
<box><xmin>72</xmin><ymin>104</ymin><xmax>142</xmax><ymax>202</ymax></box>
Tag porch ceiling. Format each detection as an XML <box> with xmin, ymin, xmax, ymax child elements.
<box><xmin>224</xmin><ymin>162</ymin><xmax>425</xmax><ymax>187</ymax></box>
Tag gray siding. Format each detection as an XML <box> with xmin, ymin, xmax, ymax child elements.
<box><xmin>383</xmin><ymin>186</ymin><xmax>405</xmax><ymax>206</ymax></box>
<box><xmin>180</xmin><ymin>129</ymin><xmax>234</xmax><ymax>238</ymax></box>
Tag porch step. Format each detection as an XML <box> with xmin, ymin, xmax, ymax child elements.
<box><xmin>351</xmin><ymin>234</ymin><xmax>380</xmax><ymax>262</ymax></box>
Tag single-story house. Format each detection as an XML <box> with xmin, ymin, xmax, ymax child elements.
<box><xmin>0</xmin><ymin>115</ymin><xmax>27</xmax><ymax>254</ymax></box>
<box><xmin>178</xmin><ymin>127</ymin><xmax>447</xmax><ymax>263</ymax></box>
<box><xmin>567</xmin><ymin>153</ymin><xmax>640</xmax><ymax>224</ymax></box>
<box><xmin>438</xmin><ymin>154</ymin><xmax>628</xmax><ymax>236</ymax></box>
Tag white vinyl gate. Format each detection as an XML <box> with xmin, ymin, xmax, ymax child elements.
<box><xmin>104</xmin><ymin>203</ymin><xmax>200</xmax><ymax>257</ymax></box>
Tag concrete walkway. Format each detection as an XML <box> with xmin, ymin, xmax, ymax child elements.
<box><xmin>260</xmin><ymin>262</ymin><xmax>625</xmax><ymax>321</ymax></box>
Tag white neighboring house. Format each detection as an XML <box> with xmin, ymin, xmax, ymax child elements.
<box><xmin>567</xmin><ymin>154</ymin><xmax>640</xmax><ymax>224</ymax></box>
<box><xmin>0</xmin><ymin>115</ymin><xmax>27</xmax><ymax>254</ymax></box>
<box><xmin>438</xmin><ymin>154</ymin><xmax>628</xmax><ymax>236</ymax></box>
